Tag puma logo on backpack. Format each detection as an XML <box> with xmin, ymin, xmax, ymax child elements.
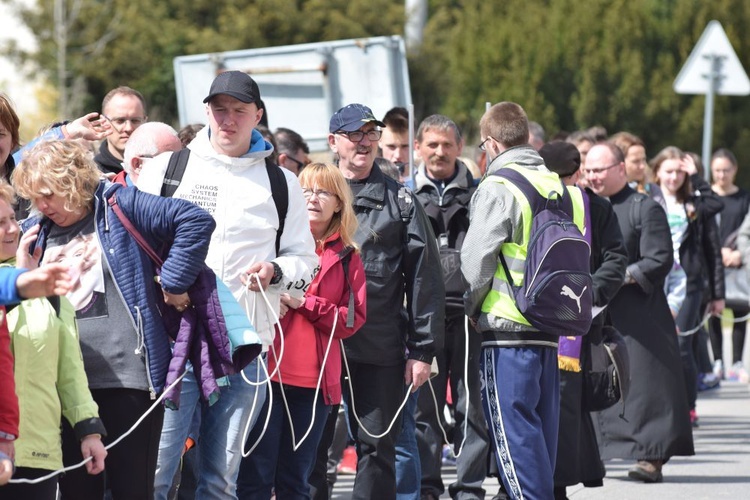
<box><xmin>560</xmin><ymin>285</ymin><xmax>587</xmax><ymax>314</ymax></box>
<box><xmin>493</xmin><ymin>167</ymin><xmax>593</xmax><ymax>336</ymax></box>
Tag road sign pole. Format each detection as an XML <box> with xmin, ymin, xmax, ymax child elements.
<box><xmin>702</xmin><ymin>54</ymin><xmax>718</xmax><ymax>182</ymax></box>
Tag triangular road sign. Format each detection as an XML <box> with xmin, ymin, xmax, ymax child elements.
<box><xmin>674</xmin><ymin>20</ymin><xmax>750</xmax><ymax>96</ymax></box>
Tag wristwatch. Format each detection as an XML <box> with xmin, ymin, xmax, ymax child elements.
<box><xmin>0</xmin><ymin>431</ymin><xmax>16</xmax><ymax>441</ymax></box>
<box><xmin>270</xmin><ymin>262</ymin><xmax>283</xmax><ymax>285</ymax></box>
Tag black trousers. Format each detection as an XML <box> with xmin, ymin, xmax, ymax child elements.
<box><xmin>344</xmin><ymin>360</ymin><xmax>406</xmax><ymax>500</ymax></box>
<box><xmin>415</xmin><ymin>312</ymin><xmax>489</xmax><ymax>498</ymax></box>
<box><xmin>59</xmin><ymin>388</ymin><xmax>164</xmax><ymax>500</ymax></box>
<box><xmin>0</xmin><ymin>467</ymin><xmax>57</xmax><ymax>500</ymax></box>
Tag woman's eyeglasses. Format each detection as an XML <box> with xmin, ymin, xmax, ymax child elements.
<box><xmin>302</xmin><ymin>188</ymin><xmax>336</xmax><ymax>201</ymax></box>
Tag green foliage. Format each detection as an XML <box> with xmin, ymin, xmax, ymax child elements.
<box><xmin>413</xmin><ymin>0</ymin><xmax>750</xmax><ymax>186</ymax></box>
<box><xmin>5</xmin><ymin>0</ymin><xmax>750</xmax><ymax>186</ymax></box>
<box><xmin>1</xmin><ymin>0</ymin><xmax>404</xmax><ymax>123</ymax></box>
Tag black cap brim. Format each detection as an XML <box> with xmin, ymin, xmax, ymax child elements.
<box><xmin>203</xmin><ymin>91</ymin><xmax>257</xmax><ymax>104</ymax></box>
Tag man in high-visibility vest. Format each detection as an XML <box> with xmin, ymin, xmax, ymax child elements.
<box><xmin>462</xmin><ymin>102</ymin><xmax>582</xmax><ymax>500</ymax></box>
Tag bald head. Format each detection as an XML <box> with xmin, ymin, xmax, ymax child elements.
<box><xmin>123</xmin><ymin>122</ymin><xmax>181</xmax><ymax>182</ymax></box>
<box><xmin>584</xmin><ymin>143</ymin><xmax>627</xmax><ymax>197</ymax></box>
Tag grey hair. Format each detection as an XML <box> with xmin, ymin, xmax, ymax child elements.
<box><xmin>122</xmin><ymin>122</ymin><xmax>178</xmax><ymax>174</ymax></box>
<box><xmin>528</xmin><ymin>121</ymin><xmax>545</xmax><ymax>143</ymax></box>
<box><xmin>416</xmin><ymin>114</ymin><xmax>462</xmax><ymax>144</ymax></box>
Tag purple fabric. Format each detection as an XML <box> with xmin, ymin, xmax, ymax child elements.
<box><xmin>162</xmin><ymin>269</ymin><xmax>262</xmax><ymax>409</ymax></box>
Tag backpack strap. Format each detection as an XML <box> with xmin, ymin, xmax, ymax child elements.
<box><xmin>161</xmin><ymin>149</ymin><xmax>191</xmax><ymax>198</ymax></box>
<box><xmin>339</xmin><ymin>248</ymin><xmax>355</xmax><ymax>329</ymax></box>
<box><xmin>493</xmin><ymin>168</ymin><xmax>573</xmax><ymax>216</ymax></box>
<box><xmin>265</xmin><ymin>157</ymin><xmax>288</xmax><ymax>256</ymax></box>
<box><xmin>397</xmin><ymin>186</ymin><xmax>413</xmax><ymax>224</ymax></box>
<box><xmin>160</xmin><ymin>150</ymin><xmax>288</xmax><ymax>256</ymax></box>
<box><xmin>580</xmin><ymin>187</ymin><xmax>592</xmax><ymax>247</ymax></box>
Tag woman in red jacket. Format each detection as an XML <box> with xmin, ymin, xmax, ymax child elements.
<box><xmin>238</xmin><ymin>162</ymin><xmax>367</xmax><ymax>500</ymax></box>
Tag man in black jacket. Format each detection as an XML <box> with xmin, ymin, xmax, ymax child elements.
<box><xmin>412</xmin><ymin>114</ymin><xmax>489</xmax><ymax>500</ymax></box>
<box><xmin>328</xmin><ymin>103</ymin><xmax>445</xmax><ymax>498</ymax></box>
<box><xmin>96</xmin><ymin>86</ymin><xmax>148</xmax><ymax>177</ymax></box>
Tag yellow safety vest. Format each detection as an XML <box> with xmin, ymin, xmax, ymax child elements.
<box><xmin>480</xmin><ymin>164</ymin><xmax>586</xmax><ymax>326</ymax></box>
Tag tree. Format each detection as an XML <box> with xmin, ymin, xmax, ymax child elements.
<box><xmin>6</xmin><ymin>0</ymin><xmax>750</xmax><ymax>187</ymax></box>
<box><xmin>2</xmin><ymin>0</ymin><xmax>405</xmax><ymax>122</ymax></box>
<box><xmin>413</xmin><ymin>0</ymin><xmax>750</xmax><ymax>185</ymax></box>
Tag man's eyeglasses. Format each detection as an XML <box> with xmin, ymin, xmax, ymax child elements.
<box><xmin>302</xmin><ymin>188</ymin><xmax>336</xmax><ymax>201</ymax></box>
<box><xmin>286</xmin><ymin>156</ymin><xmax>308</xmax><ymax>172</ymax></box>
<box><xmin>478</xmin><ymin>137</ymin><xmax>493</xmax><ymax>152</ymax></box>
<box><xmin>585</xmin><ymin>162</ymin><xmax>621</xmax><ymax>176</ymax></box>
<box><xmin>102</xmin><ymin>114</ymin><xmax>147</xmax><ymax>129</ymax></box>
<box><xmin>336</xmin><ymin>129</ymin><xmax>382</xmax><ymax>143</ymax></box>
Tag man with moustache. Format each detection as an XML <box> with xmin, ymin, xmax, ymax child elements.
<box><xmin>327</xmin><ymin>103</ymin><xmax>444</xmax><ymax>499</ymax></box>
<box><xmin>96</xmin><ymin>86</ymin><xmax>148</xmax><ymax>176</ymax></box>
<box><xmin>412</xmin><ymin>114</ymin><xmax>489</xmax><ymax>500</ymax></box>
<box><xmin>585</xmin><ymin>142</ymin><xmax>693</xmax><ymax>483</ymax></box>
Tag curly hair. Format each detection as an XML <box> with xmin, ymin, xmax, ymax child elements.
<box><xmin>0</xmin><ymin>180</ymin><xmax>16</xmax><ymax>206</ymax></box>
<box><xmin>12</xmin><ymin>140</ymin><xmax>101</xmax><ymax>214</ymax></box>
<box><xmin>298</xmin><ymin>162</ymin><xmax>359</xmax><ymax>251</ymax></box>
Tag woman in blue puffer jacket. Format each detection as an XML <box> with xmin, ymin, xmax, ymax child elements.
<box><xmin>12</xmin><ymin>139</ymin><xmax>215</xmax><ymax>500</ymax></box>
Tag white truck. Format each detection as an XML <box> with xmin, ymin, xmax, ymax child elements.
<box><xmin>173</xmin><ymin>35</ymin><xmax>412</xmax><ymax>152</ymax></box>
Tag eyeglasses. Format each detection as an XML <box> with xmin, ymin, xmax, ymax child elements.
<box><xmin>302</xmin><ymin>188</ymin><xmax>336</xmax><ymax>201</ymax></box>
<box><xmin>585</xmin><ymin>162</ymin><xmax>621</xmax><ymax>176</ymax></box>
<box><xmin>478</xmin><ymin>137</ymin><xmax>493</xmax><ymax>152</ymax></box>
<box><xmin>101</xmin><ymin>114</ymin><xmax>147</xmax><ymax>129</ymax></box>
<box><xmin>336</xmin><ymin>129</ymin><xmax>382</xmax><ymax>143</ymax></box>
<box><xmin>285</xmin><ymin>156</ymin><xmax>308</xmax><ymax>172</ymax></box>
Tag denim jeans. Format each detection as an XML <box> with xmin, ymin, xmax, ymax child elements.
<box><xmin>154</xmin><ymin>358</ymin><xmax>267</xmax><ymax>500</ymax></box>
<box><xmin>237</xmin><ymin>382</ymin><xmax>331</xmax><ymax>499</ymax></box>
<box><xmin>395</xmin><ymin>389</ymin><xmax>421</xmax><ymax>500</ymax></box>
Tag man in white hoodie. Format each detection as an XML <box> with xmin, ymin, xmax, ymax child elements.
<box><xmin>138</xmin><ymin>71</ymin><xmax>317</xmax><ymax>500</ymax></box>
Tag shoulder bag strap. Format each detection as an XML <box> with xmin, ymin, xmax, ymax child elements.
<box><xmin>108</xmin><ymin>193</ymin><xmax>164</xmax><ymax>268</ymax></box>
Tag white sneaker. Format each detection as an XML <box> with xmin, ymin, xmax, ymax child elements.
<box><xmin>713</xmin><ymin>359</ymin><xmax>724</xmax><ymax>380</ymax></box>
<box><xmin>728</xmin><ymin>362</ymin><xmax>750</xmax><ymax>383</ymax></box>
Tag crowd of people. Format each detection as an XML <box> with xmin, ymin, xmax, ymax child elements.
<box><xmin>0</xmin><ymin>69</ymin><xmax>747</xmax><ymax>500</ymax></box>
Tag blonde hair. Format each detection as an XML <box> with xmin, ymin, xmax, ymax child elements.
<box><xmin>0</xmin><ymin>180</ymin><xmax>16</xmax><ymax>206</ymax></box>
<box><xmin>12</xmin><ymin>140</ymin><xmax>101</xmax><ymax>213</ymax></box>
<box><xmin>298</xmin><ymin>162</ymin><xmax>359</xmax><ymax>251</ymax></box>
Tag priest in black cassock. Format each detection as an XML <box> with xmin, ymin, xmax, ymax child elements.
<box><xmin>584</xmin><ymin>142</ymin><xmax>694</xmax><ymax>484</ymax></box>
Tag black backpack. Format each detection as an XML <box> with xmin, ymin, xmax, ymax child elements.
<box><xmin>161</xmin><ymin>148</ymin><xmax>288</xmax><ymax>255</ymax></box>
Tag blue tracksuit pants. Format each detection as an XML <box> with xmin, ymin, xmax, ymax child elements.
<box><xmin>481</xmin><ymin>346</ymin><xmax>560</xmax><ymax>500</ymax></box>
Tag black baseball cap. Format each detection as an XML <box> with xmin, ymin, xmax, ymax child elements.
<box><xmin>329</xmin><ymin>104</ymin><xmax>385</xmax><ymax>133</ymax></box>
<box><xmin>203</xmin><ymin>71</ymin><xmax>261</xmax><ymax>104</ymax></box>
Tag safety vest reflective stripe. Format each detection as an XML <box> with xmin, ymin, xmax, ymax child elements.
<box><xmin>479</xmin><ymin>165</ymin><xmax>586</xmax><ymax>326</ymax></box>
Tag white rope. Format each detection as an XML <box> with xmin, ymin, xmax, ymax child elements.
<box><xmin>425</xmin><ymin>315</ymin><xmax>472</xmax><ymax>459</ymax></box>
<box><xmin>239</xmin><ymin>273</ymin><xmax>284</xmax><ymax>386</ymax></box>
<box><xmin>241</xmin><ymin>358</ymin><xmax>273</xmax><ymax>457</ymax></box>
<box><xmin>280</xmin><ymin>313</ymin><xmax>338</xmax><ymax>451</ymax></box>
<box><xmin>340</xmin><ymin>342</ymin><xmax>413</xmax><ymax>439</ymax></box>
<box><xmin>10</xmin><ymin>370</ymin><xmax>189</xmax><ymax>484</ymax></box>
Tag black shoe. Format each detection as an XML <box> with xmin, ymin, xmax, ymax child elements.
<box><xmin>628</xmin><ymin>460</ymin><xmax>663</xmax><ymax>483</ymax></box>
